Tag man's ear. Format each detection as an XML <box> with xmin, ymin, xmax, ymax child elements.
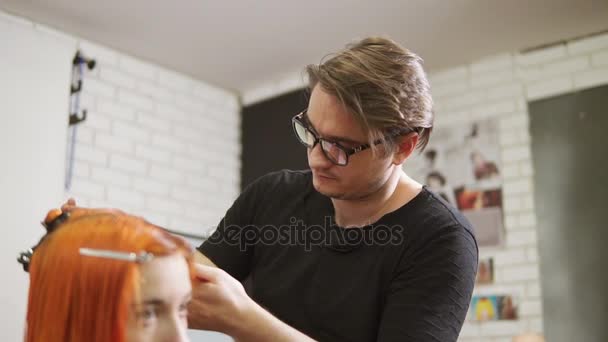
<box><xmin>392</xmin><ymin>132</ymin><xmax>419</xmax><ymax>166</ymax></box>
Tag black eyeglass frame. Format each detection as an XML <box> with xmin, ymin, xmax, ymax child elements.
<box><xmin>291</xmin><ymin>109</ymin><xmax>414</xmax><ymax>166</ymax></box>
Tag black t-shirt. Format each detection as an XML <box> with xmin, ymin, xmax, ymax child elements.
<box><xmin>198</xmin><ymin>169</ymin><xmax>478</xmax><ymax>342</ymax></box>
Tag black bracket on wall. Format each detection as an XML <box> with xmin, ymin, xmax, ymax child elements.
<box><xmin>69</xmin><ymin>50</ymin><xmax>96</xmax><ymax>126</ymax></box>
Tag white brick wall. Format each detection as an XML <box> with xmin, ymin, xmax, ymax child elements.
<box><xmin>8</xmin><ymin>23</ymin><xmax>243</xmax><ymax>237</ymax></box>
<box><xmin>429</xmin><ymin>32</ymin><xmax>608</xmax><ymax>341</ymax></box>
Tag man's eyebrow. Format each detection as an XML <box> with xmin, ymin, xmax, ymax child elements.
<box><xmin>303</xmin><ymin>111</ymin><xmax>364</xmax><ymax>145</ymax></box>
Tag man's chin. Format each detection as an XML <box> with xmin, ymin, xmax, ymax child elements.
<box><xmin>312</xmin><ymin>179</ymin><xmax>345</xmax><ymax>199</ymax></box>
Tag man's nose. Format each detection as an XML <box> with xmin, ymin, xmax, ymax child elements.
<box><xmin>308</xmin><ymin>142</ymin><xmax>332</xmax><ymax>170</ymax></box>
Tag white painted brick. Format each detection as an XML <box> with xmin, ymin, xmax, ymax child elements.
<box><xmin>78</xmin><ymin>93</ymin><xmax>97</xmax><ymax>111</ymax></box>
<box><xmin>518</xmin><ymin>212</ymin><xmax>537</xmax><ymax>228</ymax></box>
<box><xmin>503</xmin><ymin>195</ymin><xmax>522</xmax><ymax>213</ymax></box>
<box><xmin>113</xmin><ymin>121</ymin><xmax>151</xmax><ymax>143</ymax></box>
<box><xmin>173</xmin><ymin>155</ymin><xmax>206</xmax><ymax>173</ymax></box>
<box><xmin>82</xmin><ymin>78</ymin><xmax>116</xmax><ymax>98</ymax></box>
<box><xmin>470</xmin><ymin>100</ymin><xmax>516</xmax><ymax>119</ymax></box>
<box><xmin>84</xmin><ymin>111</ymin><xmax>112</xmax><ymax>131</ymax></box>
<box><xmin>107</xmin><ymin>186</ymin><xmax>145</xmax><ymax>208</ymax></box>
<box><xmin>479</xmin><ymin>321</ymin><xmax>525</xmax><ymax>337</ymax></box>
<box><xmin>470</xmin><ymin>70</ymin><xmax>513</xmax><ymax>88</ymax></box>
<box><xmin>428</xmin><ymin>66</ymin><xmax>468</xmax><ymax>85</ymax></box>
<box><xmin>521</xmin><ymin>195</ymin><xmax>535</xmax><ymax>211</ymax></box>
<box><xmin>435</xmin><ymin>109</ymin><xmax>470</xmax><ymax>126</ymax></box>
<box><xmin>190</xmin><ymin>115</ymin><xmax>224</xmax><ymax>133</ymax></box>
<box><xmin>516</xmin><ymin>45</ymin><xmax>566</xmax><ymax>66</ymax></box>
<box><xmin>109</xmin><ymin>154</ymin><xmax>147</xmax><ymax>175</ymax></box>
<box><xmin>69</xmin><ymin>178</ymin><xmax>105</xmax><ymax>198</ymax></box>
<box><xmin>99</xmin><ymin>67</ymin><xmax>136</xmax><ymax>89</ymax></box>
<box><xmin>183</xmin><ymin>204</ymin><xmax>218</xmax><ymax>223</ymax></box>
<box><xmin>171</xmin><ymin>185</ymin><xmax>206</xmax><ymax>205</ymax></box>
<box><xmin>146</xmin><ymin>196</ymin><xmax>184</xmax><ymax>216</ymax></box>
<box><xmin>501</xmin><ymin>164</ymin><xmax>520</xmax><ymax>180</ymax></box>
<box><xmin>573</xmin><ymin>68</ymin><xmax>608</xmax><ymax>90</ymax></box>
<box><xmin>515</xmin><ymin>66</ymin><xmax>542</xmax><ymax>82</ymax></box>
<box><xmin>117</xmin><ymin>89</ymin><xmax>156</xmax><ymax>111</ymax></box>
<box><xmin>470</xmin><ymin>53</ymin><xmax>513</xmax><ymax>74</ymax></box>
<box><xmin>149</xmin><ymin>165</ymin><xmax>184</xmax><ymax>183</ymax></box>
<box><xmin>526</xmin><ymin>246</ymin><xmax>539</xmax><ymax>263</ymax></box>
<box><xmin>74</xmin><ymin>144</ymin><xmax>108</xmax><ymax>165</ymax></box>
<box><xmin>135</xmin><ymin>144</ymin><xmax>171</xmax><ymax>164</ymax></box>
<box><xmin>504</xmin><ymin>178</ymin><xmax>533</xmax><ymax>196</ymax></box>
<box><xmin>506</xmin><ymin>229</ymin><xmax>537</xmax><ymax>247</ymax></box>
<box><xmin>431</xmin><ymin>82</ymin><xmax>469</xmax><ymax>98</ymax></box>
<box><xmin>91</xmin><ymin>166</ymin><xmax>131</xmax><ymax>187</ymax></box>
<box><xmin>75</xmin><ymin>126</ymin><xmax>95</xmax><ymax>145</ymax></box>
<box><xmin>541</xmin><ymin>56</ymin><xmax>590</xmax><ymax>78</ymax></box>
<box><xmin>158</xmin><ymin>69</ymin><xmax>194</xmax><ymax>93</ymax></box>
<box><xmin>137</xmin><ymin>112</ymin><xmax>171</xmax><ymax>133</ymax></box>
<box><xmin>133</xmin><ymin>178</ymin><xmax>170</xmax><ymax>196</ymax></box>
<box><xmin>79</xmin><ymin>39</ymin><xmax>119</xmax><ymax>66</ymax></box>
<box><xmin>208</xmin><ymin>164</ymin><xmax>239</xmax><ymax>181</ymax></box>
<box><xmin>591</xmin><ymin>49</ymin><xmax>608</xmax><ymax>67</ymax></box>
<box><xmin>70</xmin><ymin>161</ymin><xmax>90</xmax><ymax>179</ymax></box>
<box><xmin>207</xmin><ymin>106</ymin><xmax>240</xmax><ymax>126</ymax></box>
<box><xmin>526</xmin><ymin>77</ymin><xmax>573</xmax><ymax>101</ymax></box>
<box><xmin>98</xmin><ymin>100</ymin><xmax>137</xmax><ymax>121</ymax></box>
<box><xmin>485</xmin><ymin>83</ymin><xmax>524</xmax><ymax>101</ymax></box>
<box><xmin>526</xmin><ymin>282</ymin><xmax>542</xmax><ymax>298</ymax></box>
<box><xmin>499</xmin><ymin>113</ymin><xmax>528</xmax><ymax>130</ymax></box>
<box><xmin>519</xmin><ymin>299</ymin><xmax>543</xmax><ymax>317</ymax></box>
<box><xmin>176</xmin><ymin>93</ymin><xmax>208</xmax><ymax>114</ymax></box>
<box><xmin>499</xmin><ymin>130</ymin><xmax>522</xmax><ymax>147</ymax></box>
<box><xmin>493</xmin><ymin>248</ymin><xmax>527</xmax><ymax>266</ymax></box>
<box><xmin>151</xmin><ymin>134</ymin><xmax>188</xmax><ymax>153</ymax></box>
<box><xmin>459</xmin><ymin>322</ymin><xmax>480</xmax><ymax>338</ymax></box>
<box><xmin>170</xmin><ymin>217</ymin><xmax>208</xmax><ymax>237</ymax></box>
<box><xmin>173</xmin><ymin>123</ymin><xmax>205</xmax><ymax>143</ymax></box>
<box><xmin>519</xmin><ymin>161</ymin><xmax>534</xmax><ymax>177</ymax></box>
<box><xmin>528</xmin><ymin>318</ymin><xmax>544</xmax><ymax>333</ymax></box>
<box><xmin>135</xmin><ymin>81</ymin><xmax>174</xmax><ymax>103</ymax></box>
<box><xmin>95</xmin><ymin>132</ymin><xmax>134</xmax><ymax>154</ymax></box>
<box><xmin>567</xmin><ymin>33</ymin><xmax>608</xmax><ymax>55</ymax></box>
<box><xmin>187</xmin><ymin>174</ymin><xmax>219</xmax><ymax>191</ymax></box>
<box><xmin>156</xmin><ymin>103</ymin><xmax>189</xmax><ymax>123</ymax></box>
<box><xmin>502</xmin><ymin>264</ymin><xmax>540</xmax><ymax>282</ymax></box>
<box><xmin>502</xmin><ymin>145</ymin><xmax>531</xmax><ymax>163</ymax></box>
<box><xmin>119</xmin><ymin>55</ymin><xmax>157</xmax><ymax>80</ymax></box>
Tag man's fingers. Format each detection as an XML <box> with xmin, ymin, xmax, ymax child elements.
<box><xmin>194</xmin><ymin>263</ymin><xmax>223</xmax><ymax>282</ymax></box>
<box><xmin>61</xmin><ymin>198</ymin><xmax>77</xmax><ymax>212</ymax></box>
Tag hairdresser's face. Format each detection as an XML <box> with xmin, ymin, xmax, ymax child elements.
<box><xmin>126</xmin><ymin>253</ymin><xmax>192</xmax><ymax>342</ymax></box>
<box><xmin>306</xmin><ymin>85</ymin><xmax>396</xmax><ymax>200</ymax></box>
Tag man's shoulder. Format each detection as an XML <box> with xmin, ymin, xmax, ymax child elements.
<box><xmin>396</xmin><ymin>186</ymin><xmax>476</xmax><ymax>242</ymax></box>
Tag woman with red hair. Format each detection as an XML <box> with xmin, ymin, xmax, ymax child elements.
<box><xmin>19</xmin><ymin>204</ymin><xmax>195</xmax><ymax>342</ymax></box>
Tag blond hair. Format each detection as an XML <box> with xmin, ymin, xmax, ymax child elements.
<box><xmin>306</xmin><ymin>37</ymin><xmax>434</xmax><ymax>155</ymax></box>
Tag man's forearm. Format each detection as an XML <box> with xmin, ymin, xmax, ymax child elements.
<box><xmin>232</xmin><ymin>300</ymin><xmax>316</xmax><ymax>342</ymax></box>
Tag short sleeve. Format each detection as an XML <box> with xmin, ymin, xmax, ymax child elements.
<box><xmin>197</xmin><ymin>174</ymin><xmax>269</xmax><ymax>281</ymax></box>
<box><xmin>377</xmin><ymin>225</ymin><xmax>478</xmax><ymax>342</ymax></box>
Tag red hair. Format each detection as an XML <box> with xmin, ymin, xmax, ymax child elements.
<box><xmin>25</xmin><ymin>208</ymin><xmax>194</xmax><ymax>342</ymax></box>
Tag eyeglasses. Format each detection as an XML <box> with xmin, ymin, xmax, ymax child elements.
<box><xmin>292</xmin><ymin>109</ymin><xmax>411</xmax><ymax>166</ymax></box>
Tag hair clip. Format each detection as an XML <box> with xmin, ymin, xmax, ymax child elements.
<box><xmin>17</xmin><ymin>248</ymin><xmax>34</xmax><ymax>272</ymax></box>
<box><xmin>79</xmin><ymin>248</ymin><xmax>154</xmax><ymax>263</ymax></box>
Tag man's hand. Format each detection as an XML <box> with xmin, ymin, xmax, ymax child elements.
<box><xmin>188</xmin><ymin>264</ymin><xmax>255</xmax><ymax>335</ymax></box>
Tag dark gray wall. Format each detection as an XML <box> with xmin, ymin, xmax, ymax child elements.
<box><xmin>529</xmin><ymin>85</ymin><xmax>608</xmax><ymax>342</ymax></box>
